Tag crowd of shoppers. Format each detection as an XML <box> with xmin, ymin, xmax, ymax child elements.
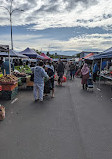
<box><xmin>1</xmin><ymin>55</ymin><xmax>105</xmax><ymax>102</ymax></box>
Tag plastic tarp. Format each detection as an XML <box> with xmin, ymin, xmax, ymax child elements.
<box><xmin>79</xmin><ymin>53</ymin><xmax>94</xmax><ymax>61</ymax></box>
<box><xmin>19</xmin><ymin>47</ymin><xmax>44</xmax><ymax>59</ymax></box>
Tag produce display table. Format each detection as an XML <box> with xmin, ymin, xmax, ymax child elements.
<box><xmin>17</xmin><ymin>75</ymin><xmax>33</xmax><ymax>90</ymax></box>
<box><xmin>0</xmin><ymin>75</ymin><xmax>18</xmax><ymax>100</ymax></box>
<box><xmin>1</xmin><ymin>87</ymin><xmax>18</xmax><ymax>100</ymax></box>
<box><xmin>100</xmin><ymin>74</ymin><xmax>112</xmax><ymax>90</ymax></box>
<box><xmin>100</xmin><ymin>74</ymin><xmax>112</xmax><ymax>80</ymax></box>
<box><xmin>14</xmin><ymin>65</ymin><xmax>33</xmax><ymax>89</ymax></box>
<box><xmin>26</xmin><ymin>75</ymin><xmax>33</xmax><ymax>88</ymax></box>
<box><xmin>1</xmin><ymin>83</ymin><xmax>18</xmax><ymax>91</ymax></box>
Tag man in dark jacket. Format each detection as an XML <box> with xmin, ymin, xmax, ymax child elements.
<box><xmin>69</xmin><ymin>62</ymin><xmax>76</xmax><ymax>80</ymax></box>
<box><xmin>57</xmin><ymin>60</ymin><xmax>64</xmax><ymax>85</ymax></box>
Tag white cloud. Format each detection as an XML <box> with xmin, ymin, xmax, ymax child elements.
<box><xmin>0</xmin><ymin>0</ymin><xmax>112</xmax><ymax>30</ymax></box>
<box><xmin>0</xmin><ymin>33</ymin><xmax>111</xmax><ymax>53</ymax></box>
<box><xmin>0</xmin><ymin>0</ymin><xmax>112</xmax><ymax>53</ymax></box>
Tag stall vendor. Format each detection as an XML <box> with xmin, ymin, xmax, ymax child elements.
<box><xmin>109</xmin><ymin>62</ymin><xmax>112</xmax><ymax>72</ymax></box>
<box><xmin>0</xmin><ymin>57</ymin><xmax>4</xmax><ymax>67</ymax></box>
<box><xmin>1</xmin><ymin>58</ymin><xmax>14</xmax><ymax>75</ymax></box>
<box><xmin>93</xmin><ymin>62</ymin><xmax>100</xmax><ymax>82</ymax></box>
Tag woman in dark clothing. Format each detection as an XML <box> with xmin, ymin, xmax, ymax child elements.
<box><xmin>81</xmin><ymin>63</ymin><xmax>89</xmax><ymax>89</ymax></box>
<box><xmin>45</xmin><ymin>63</ymin><xmax>55</xmax><ymax>97</ymax></box>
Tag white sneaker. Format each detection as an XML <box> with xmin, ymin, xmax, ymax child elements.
<box><xmin>39</xmin><ymin>99</ymin><xmax>43</xmax><ymax>102</ymax></box>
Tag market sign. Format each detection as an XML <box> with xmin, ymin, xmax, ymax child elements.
<box><xmin>0</xmin><ymin>45</ymin><xmax>9</xmax><ymax>52</ymax></box>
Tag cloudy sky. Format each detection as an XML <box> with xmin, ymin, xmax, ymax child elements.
<box><xmin>0</xmin><ymin>0</ymin><xmax>112</xmax><ymax>55</ymax></box>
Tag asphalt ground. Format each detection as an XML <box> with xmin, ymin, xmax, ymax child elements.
<box><xmin>0</xmin><ymin>78</ymin><xmax>112</xmax><ymax>159</ymax></box>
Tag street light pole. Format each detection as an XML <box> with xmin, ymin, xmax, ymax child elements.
<box><xmin>0</xmin><ymin>0</ymin><xmax>24</xmax><ymax>50</ymax></box>
<box><xmin>0</xmin><ymin>0</ymin><xmax>24</xmax><ymax>74</ymax></box>
<box><xmin>10</xmin><ymin>13</ymin><xmax>13</xmax><ymax>50</ymax></box>
<box><xmin>10</xmin><ymin>0</ymin><xmax>13</xmax><ymax>50</ymax></box>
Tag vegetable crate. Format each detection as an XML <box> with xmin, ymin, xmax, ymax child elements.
<box><xmin>26</xmin><ymin>76</ymin><xmax>33</xmax><ymax>87</ymax></box>
<box><xmin>0</xmin><ymin>85</ymin><xmax>2</xmax><ymax>91</ymax></box>
<box><xmin>26</xmin><ymin>81</ymin><xmax>33</xmax><ymax>87</ymax></box>
<box><xmin>1</xmin><ymin>83</ymin><xmax>18</xmax><ymax>91</ymax></box>
<box><xmin>1</xmin><ymin>87</ymin><xmax>18</xmax><ymax>100</ymax></box>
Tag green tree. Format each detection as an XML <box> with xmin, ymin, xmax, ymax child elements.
<box><xmin>46</xmin><ymin>52</ymin><xmax>50</xmax><ymax>56</ymax></box>
<box><xmin>76</xmin><ymin>53</ymin><xmax>80</xmax><ymax>58</ymax></box>
<box><xmin>35</xmin><ymin>50</ymin><xmax>41</xmax><ymax>55</ymax></box>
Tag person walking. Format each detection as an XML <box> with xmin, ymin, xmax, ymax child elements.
<box><xmin>45</xmin><ymin>62</ymin><xmax>55</xmax><ymax>98</ymax></box>
<box><xmin>69</xmin><ymin>62</ymin><xmax>76</xmax><ymax>80</ymax></box>
<box><xmin>81</xmin><ymin>63</ymin><xmax>89</xmax><ymax>90</ymax></box>
<box><xmin>57</xmin><ymin>60</ymin><xmax>64</xmax><ymax>86</ymax></box>
<box><xmin>65</xmin><ymin>62</ymin><xmax>70</xmax><ymax>80</ymax></box>
<box><xmin>31</xmin><ymin>61</ymin><xmax>49</xmax><ymax>102</ymax></box>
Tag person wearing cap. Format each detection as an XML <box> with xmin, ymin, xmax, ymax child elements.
<box><xmin>31</xmin><ymin>61</ymin><xmax>49</xmax><ymax>102</ymax></box>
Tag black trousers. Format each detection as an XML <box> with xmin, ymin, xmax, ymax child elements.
<box><xmin>93</xmin><ymin>73</ymin><xmax>97</xmax><ymax>82</ymax></box>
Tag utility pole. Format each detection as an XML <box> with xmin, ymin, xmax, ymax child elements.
<box><xmin>0</xmin><ymin>0</ymin><xmax>24</xmax><ymax>50</ymax></box>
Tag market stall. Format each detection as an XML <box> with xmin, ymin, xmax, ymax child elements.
<box><xmin>0</xmin><ymin>49</ymin><xmax>29</xmax><ymax>77</ymax></box>
<box><xmin>100</xmin><ymin>64</ymin><xmax>112</xmax><ymax>88</ymax></box>
<box><xmin>14</xmin><ymin>65</ymin><xmax>33</xmax><ymax>88</ymax></box>
<box><xmin>0</xmin><ymin>45</ymin><xmax>11</xmax><ymax>75</ymax></box>
<box><xmin>90</xmin><ymin>47</ymin><xmax>112</xmax><ymax>87</ymax></box>
<box><xmin>0</xmin><ymin>64</ymin><xmax>34</xmax><ymax>100</ymax></box>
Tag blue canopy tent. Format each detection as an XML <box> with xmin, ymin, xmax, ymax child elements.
<box><xmin>0</xmin><ymin>49</ymin><xmax>28</xmax><ymax>58</ymax></box>
<box><xmin>0</xmin><ymin>52</ymin><xmax>8</xmax><ymax>57</ymax></box>
<box><xmin>93</xmin><ymin>47</ymin><xmax>112</xmax><ymax>60</ymax></box>
<box><xmin>85</xmin><ymin>47</ymin><xmax>112</xmax><ymax>60</ymax></box>
<box><xmin>19</xmin><ymin>47</ymin><xmax>44</xmax><ymax>59</ymax></box>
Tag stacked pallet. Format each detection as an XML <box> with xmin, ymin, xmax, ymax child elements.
<box><xmin>1</xmin><ymin>84</ymin><xmax>18</xmax><ymax>100</ymax></box>
<box><xmin>0</xmin><ymin>75</ymin><xmax>18</xmax><ymax>100</ymax></box>
<box><xmin>1</xmin><ymin>87</ymin><xmax>18</xmax><ymax>100</ymax></box>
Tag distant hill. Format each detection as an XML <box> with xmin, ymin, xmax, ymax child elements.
<box><xmin>43</xmin><ymin>50</ymin><xmax>78</xmax><ymax>56</ymax></box>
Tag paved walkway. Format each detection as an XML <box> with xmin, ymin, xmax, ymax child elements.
<box><xmin>0</xmin><ymin>78</ymin><xmax>112</xmax><ymax>159</ymax></box>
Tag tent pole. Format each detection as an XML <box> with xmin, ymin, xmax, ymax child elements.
<box><xmin>99</xmin><ymin>58</ymin><xmax>102</xmax><ymax>86</ymax></box>
<box><xmin>8</xmin><ymin>50</ymin><xmax>11</xmax><ymax>75</ymax></box>
<box><xmin>36</xmin><ymin>57</ymin><xmax>37</xmax><ymax>66</ymax></box>
<box><xmin>92</xmin><ymin>60</ymin><xmax>94</xmax><ymax>79</ymax></box>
